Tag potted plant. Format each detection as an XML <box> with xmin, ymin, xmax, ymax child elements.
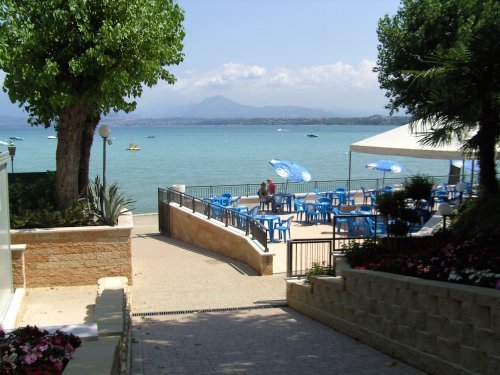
<box><xmin>0</xmin><ymin>326</ymin><xmax>81</xmax><ymax>374</ymax></box>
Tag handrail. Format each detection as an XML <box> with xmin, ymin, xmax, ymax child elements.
<box><xmin>185</xmin><ymin>175</ymin><xmax>452</xmax><ymax>199</ymax></box>
<box><xmin>158</xmin><ymin>187</ymin><xmax>269</xmax><ymax>252</ymax></box>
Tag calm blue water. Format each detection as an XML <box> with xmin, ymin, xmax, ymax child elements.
<box><xmin>1</xmin><ymin>124</ymin><xmax>451</xmax><ymax>213</ymax></box>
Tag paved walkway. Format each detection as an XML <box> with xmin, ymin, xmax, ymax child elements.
<box><xmin>129</xmin><ymin>217</ymin><xmax>425</xmax><ymax>374</ymax></box>
<box><xmin>18</xmin><ymin>213</ymin><xmax>425</xmax><ymax>374</ymax></box>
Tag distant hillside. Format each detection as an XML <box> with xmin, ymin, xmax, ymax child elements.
<box><xmin>166</xmin><ymin>95</ymin><xmax>337</xmax><ymax>119</ymax></box>
<box><xmin>105</xmin><ymin>115</ymin><xmax>411</xmax><ymax>126</ymax></box>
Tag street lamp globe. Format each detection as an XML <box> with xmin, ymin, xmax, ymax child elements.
<box><xmin>98</xmin><ymin>124</ymin><xmax>111</xmax><ymax>139</ymax></box>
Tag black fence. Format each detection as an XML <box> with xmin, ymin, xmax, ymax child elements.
<box><xmin>286</xmin><ymin>239</ymin><xmax>334</xmax><ymax>278</ymax></box>
<box><xmin>158</xmin><ymin>187</ymin><xmax>269</xmax><ymax>252</ymax></box>
<box><xmin>185</xmin><ymin>175</ymin><xmax>450</xmax><ymax>199</ymax></box>
<box><xmin>286</xmin><ymin>213</ymin><xmax>380</xmax><ymax>278</ymax></box>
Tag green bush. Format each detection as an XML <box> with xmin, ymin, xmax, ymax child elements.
<box><xmin>343</xmin><ymin>239</ymin><xmax>385</xmax><ymax>268</ymax></box>
<box><xmin>452</xmin><ymin>194</ymin><xmax>500</xmax><ymax>238</ymax></box>
<box><xmin>9</xmin><ymin>172</ymin><xmax>90</xmax><ymax>229</ymax></box>
<box><xmin>404</xmin><ymin>175</ymin><xmax>434</xmax><ymax>201</ymax></box>
<box><xmin>305</xmin><ymin>261</ymin><xmax>335</xmax><ymax>283</ymax></box>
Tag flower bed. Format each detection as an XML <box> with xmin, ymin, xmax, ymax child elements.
<box><xmin>0</xmin><ymin>326</ymin><xmax>81</xmax><ymax>374</ymax></box>
<box><xmin>344</xmin><ymin>233</ymin><xmax>499</xmax><ymax>289</ymax></box>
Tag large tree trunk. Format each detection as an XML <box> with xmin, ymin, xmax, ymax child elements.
<box><xmin>477</xmin><ymin>108</ymin><xmax>499</xmax><ymax>197</ymax></box>
<box><xmin>78</xmin><ymin>113</ymin><xmax>101</xmax><ymax>196</ymax></box>
<box><xmin>55</xmin><ymin>105</ymin><xmax>89</xmax><ymax>209</ymax></box>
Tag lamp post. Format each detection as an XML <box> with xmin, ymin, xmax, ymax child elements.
<box><xmin>98</xmin><ymin>125</ymin><xmax>111</xmax><ymax>189</ymax></box>
<box><xmin>438</xmin><ymin>202</ymin><xmax>453</xmax><ymax>233</ymax></box>
<box><xmin>7</xmin><ymin>142</ymin><xmax>16</xmax><ymax>173</ymax></box>
<box><xmin>455</xmin><ymin>181</ymin><xmax>466</xmax><ymax>204</ymax></box>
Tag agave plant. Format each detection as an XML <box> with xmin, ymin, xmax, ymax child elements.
<box><xmin>85</xmin><ymin>176</ymin><xmax>135</xmax><ymax>225</ymax></box>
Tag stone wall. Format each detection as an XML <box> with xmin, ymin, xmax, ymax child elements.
<box><xmin>287</xmin><ymin>269</ymin><xmax>500</xmax><ymax>375</ymax></box>
<box><xmin>168</xmin><ymin>204</ymin><xmax>274</xmax><ymax>275</ymax></box>
<box><xmin>10</xmin><ymin>213</ymin><xmax>133</xmax><ymax>287</ymax></box>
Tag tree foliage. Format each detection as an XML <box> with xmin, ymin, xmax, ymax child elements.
<box><xmin>0</xmin><ymin>0</ymin><xmax>185</xmax><ymax>208</ymax></box>
<box><xmin>375</xmin><ymin>0</ymin><xmax>499</xmax><ymax>195</ymax></box>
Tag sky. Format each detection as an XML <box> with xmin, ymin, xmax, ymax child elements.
<box><xmin>0</xmin><ymin>0</ymin><xmax>403</xmax><ymax>118</ymax></box>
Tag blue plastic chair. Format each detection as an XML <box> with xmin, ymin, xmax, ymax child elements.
<box><xmin>294</xmin><ymin>198</ymin><xmax>306</xmax><ymax>221</ymax></box>
<box><xmin>365</xmin><ymin>216</ymin><xmax>386</xmax><ymax>236</ymax></box>
<box><xmin>259</xmin><ymin>195</ymin><xmax>271</xmax><ymax>210</ymax></box>
<box><xmin>304</xmin><ymin>203</ymin><xmax>320</xmax><ymax>225</ymax></box>
<box><xmin>228</xmin><ymin>196</ymin><xmax>241</xmax><ymax>206</ymax></box>
<box><xmin>211</xmin><ymin>203</ymin><xmax>224</xmax><ymax>220</ymax></box>
<box><xmin>335</xmin><ymin>188</ymin><xmax>346</xmax><ymax>204</ymax></box>
<box><xmin>247</xmin><ymin>206</ymin><xmax>260</xmax><ymax>216</ymax></box>
<box><xmin>332</xmin><ymin>207</ymin><xmax>350</xmax><ymax>234</ymax></box>
<box><xmin>360</xmin><ymin>187</ymin><xmax>371</xmax><ymax>204</ymax></box>
<box><xmin>317</xmin><ymin>197</ymin><xmax>332</xmax><ymax>223</ymax></box>
<box><xmin>274</xmin><ymin>216</ymin><xmax>294</xmax><ymax>243</ymax></box>
<box><xmin>272</xmin><ymin>194</ymin><xmax>284</xmax><ymax>213</ymax></box>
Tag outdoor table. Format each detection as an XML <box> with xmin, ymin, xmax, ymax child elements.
<box><xmin>208</xmin><ymin>196</ymin><xmax>229</xmax><ymax>206</ymax></box>
<box><xmin>229</xmin><ymin>205</ymin><xmax>248</xmax><ymax>213</ymax></box>
<box><xmin>253</xmin><ymin>214</ymin><xmax>280</xmax><ymax>242</ymax></box>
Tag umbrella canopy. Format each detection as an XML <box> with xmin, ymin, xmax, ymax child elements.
<box><xmin>269</xmin><ymin>159</ymin><xmax>311</xmax><ymax>183</ymax></box>
<box><xmin>366</xmin><ymin>159</ymin><xmax>403</xmax><ymax>184</ymax></box>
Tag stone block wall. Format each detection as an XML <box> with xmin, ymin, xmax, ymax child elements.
<box><xmin>10</xmin><ymin>213</ymin><xmax>133</xmax><ymax>287</ymax></box>
<box><xmin>169</xmin><ymin>204</ymin><xmax>273</xmax><ymax>275</ymax></box>
<box><xmin>287</xmin><ymin>269</ymin><xmax>500</xmax><ymax>375</ymax></box>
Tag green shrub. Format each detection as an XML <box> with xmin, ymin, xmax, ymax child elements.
<box><xmin>305</xmin><ymin>261</ymin><xmax>335</xmax><ymax>283</ymax></box>
<box><xmin>343</xmin><ymin>239</ymin><xmax>385</xmax><ymax>268</ymax></box>
<box><xmin>452</xmin><ymin>194</ymin><xmax>500</xmax><ymax>238</ymax></box>
<box><xmin>9</xmin><ymin>172</ymin><xmax>90</xmax><ymax>229</ymax></box>
<box><xmin>85</xmin><ymin>176</ymin><xmax>135</xmax><ymax>226</ymax></box>
<box><xmin>404</xmin><ymin>174</ymin><xmax>434</xmax><ymax>201</ymax></box>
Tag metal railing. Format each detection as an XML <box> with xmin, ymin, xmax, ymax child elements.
<box><xmin>158</xmin><ymin>187</ymin><xmax>269</xmax><ymax>252</ymax></box>
<box><xmin>185</xmin><ymin>175</ymin><xmax>451</xmax><ymax>199</ymax></box>
<box><xmin>286</xmin><ymin>213</ymin><xmax>380</xmax><ymax>278</ymax></box>
<box><xmin>286</xmin><ymin>238</ymin><xmax>334</xmax><ymax>278</ymax></box>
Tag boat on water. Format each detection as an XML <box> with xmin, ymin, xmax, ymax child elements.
<box><xmin>127</xmin><ymin>143</ymin><xmax>141</xmax><ymax>151</ymax></box>
<box><xmin>47</xmin><ymin>135</ymin><xmax>57</xmax><ymax>139</ymax></box>
<box><xmin>307</xmin><ymin>134</ymin><xmax>319</xmax><ymax>138</ymax></box>
<box><xmin>9</xmin><ymin>136</ymin><xmax>23</xmax><ymax>141</ymax></box>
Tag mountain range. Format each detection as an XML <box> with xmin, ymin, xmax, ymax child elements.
<box><xmin>0</xmin><ymin>96</ymin><xmax>409</xmax><ymax>125</ymax></box>
<box><xmin>164</xmin><ymin>95</ymin><xmax>337</xmax><ymax>119</ymax></box>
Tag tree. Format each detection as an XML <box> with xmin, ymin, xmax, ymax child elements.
<box><xmin>375</xmin><ymin>0</ymin><xmax>499</xmax><ymax>196</ymax></box>
<box><xmin>0</xmin><ymin>0</ymin><xmax>185</xmax><ymax>208</ymax></box>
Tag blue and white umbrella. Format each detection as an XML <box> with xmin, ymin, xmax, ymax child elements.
<box><xmin>366</xmin><ymin>159</ymin><xmax>403</xmax><ymax>184</ymax></box>
<box><xmin>269</xmin><ymin>159</ymin><xmax>312</xmax><ymax>183</ymax></box>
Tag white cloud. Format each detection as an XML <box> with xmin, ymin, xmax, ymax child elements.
<box><xmin>193</xmin><ymin>63</ymin><xmax>267</xmax><ymax>89</ymax></box>
<box><xmin>177</xmin><ymin>60</ymin><xmax>378</xmax><ymax>93</ymax></box>
<box><xmin>128</xmin><ymin>60</ymin><xmax>387</xmax><ymax>116</ymax></box>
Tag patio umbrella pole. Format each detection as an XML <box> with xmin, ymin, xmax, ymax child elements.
<box><xmin>347</xmin><ymin>151</ymin><xmax>352</xmax><ymax>194</ymax></box>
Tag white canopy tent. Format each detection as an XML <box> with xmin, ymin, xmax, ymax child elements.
<box><xmin>347</xmin><ymin>120</ymin><xmax>499</xmax><ymax>190</ymax></box>
<box><xmin>350</xmin><ymin>120</ymin><xmax>476</xmax><ymax>160</ymax></box>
